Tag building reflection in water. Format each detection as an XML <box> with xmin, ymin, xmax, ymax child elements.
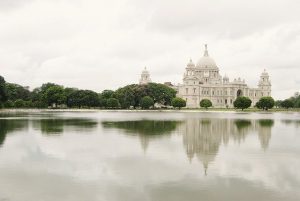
<box><xmin>102</xmin><ymin>118</ymin><xmax>274</xmax><ymax>172</ymax></box>
<box><xmin>179</xmin><ymin>118</ymin><xmax>274</xmax><ymax>175</ymax></box>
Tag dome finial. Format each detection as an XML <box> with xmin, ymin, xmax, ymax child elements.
<box><xmin>204</xmin><ymin>44</ymin><xmax>209</xmax><ymax>56</ymax></box>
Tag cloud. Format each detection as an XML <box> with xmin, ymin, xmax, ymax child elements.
<box><xmin>0</xmin><ymin>0</ymin><xmax>300</xmax><ymax>99</ymax></box>
<box><xmin>0</xmin><ymin>0</ymin><xmax>35</xmax><ymax>11</ymax></box>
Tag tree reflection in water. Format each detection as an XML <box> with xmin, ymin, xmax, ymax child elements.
<box><xmin>102</xmin><ymin>120</ymin><xmax>180</xmax><ymax>151</ymax></box>
<box><xmin>102</xmin><ymin>118</ymin><xmax>275</xmax><ymax>174</ymax></box>
<box><xmin>281</xmin><ymin>119</ymin><xmax>300</xmax><ymax>128</ymax></box>
<box><xmin>32</xmin><ymin>118</ymin><xmax>98</xmax><ymax>135</ymax></box>
<box><xmin>0</xmin><ymin>119</ymin><xmax>29</xmax><ymax>147</ymax></box>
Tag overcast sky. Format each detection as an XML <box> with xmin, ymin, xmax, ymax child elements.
<box><xmin>0</xmin><ymin>0</ymin><xmax>300</xmax><ymax>99</ymax></box>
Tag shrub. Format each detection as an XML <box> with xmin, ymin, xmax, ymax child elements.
<box><xmin>171</xmin><ymin>97</ymin><xmax>186</xmax><ymax>109</ymax></box>
<box><xmin>200</xmin><ymin>99</ymin><xmax>212</xmax><ymax>109</ymax></box>
<box><xmin>281</xmin><ymin>99</ymin><xmax>294</xmax><ymax>109</ymax></box>
<box><xmin>233</xmin><ymin>96</ymin><xmax>252</xmax><ymax>110</ymax></box>
<box><xmin>140</xmin><ymin>96</ymin><xmax>154</xmax><ymax>109</ymax></box>
<box><xmin>256</xmin><ymin>96</ymin><xmax>275</xmax><ymax>110</ymax></box>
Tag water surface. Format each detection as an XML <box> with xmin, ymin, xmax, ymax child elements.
<box><xmin>0</xmin><ymin>111</ymin><xmax>299</xmax><ymax>201</ymax></box>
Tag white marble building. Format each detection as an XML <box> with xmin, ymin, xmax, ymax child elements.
<box><xmin>177</xmin><ymin>45</ymin><xmax>271</xmax><ymax>108</ymax></box>
<box><xmin>139</xmin><ymin>67</ymin><xmax>151</xmax><ymax>85</ymax></box>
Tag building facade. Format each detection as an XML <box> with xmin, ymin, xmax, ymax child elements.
<box><xmin>177</xmin><ymin>45</ymin><xmax>271</xmax><ymax>108</ymax></box>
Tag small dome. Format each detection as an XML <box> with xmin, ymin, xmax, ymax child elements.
<box><xmin>223</xmin><ymin>74</ymin><xmax>229</xmax><ymax>82</ymax></box>
<box><xmin>196</xmin><ymin>44</ymin><xmax>218</xmax><ymax>69</ymax></box>
<box><xmin>142</xmin><ymin>67</ymin><xmax>149</xmax><ymax>74</ymax></box>
<box><xmin>261</xmin><ymin>69</ymin><xmax>269</xmax><ymax>76</ymax></box>
<box><xmin>187</xmin><ymin>58</ymin><xmax>195</xmax><ymax>68</ymax></box>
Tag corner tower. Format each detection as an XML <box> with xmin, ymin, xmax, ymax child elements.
<box><xmin>258</xmin><ymin>69</ymin><xmax>271</xmax><ymax>96</ymax></box>
<box><xmin>139</xmin><ymin>67</ymin><xmax>151</xmax><ymax>85</ymax></box>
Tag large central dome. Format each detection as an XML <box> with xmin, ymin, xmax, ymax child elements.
<box><xmin>196</xmin><ymin>44</ymin><xmax>218</xmax><ymax>69</ymax></box>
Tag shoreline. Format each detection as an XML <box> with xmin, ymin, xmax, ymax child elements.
<box><xmin>1</xmin><ymin>108</ymin><xmax>299</xmax><ymax>113</ymax></box>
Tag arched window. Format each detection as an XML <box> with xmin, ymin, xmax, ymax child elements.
<box><xmin>237</xmin><ymin>89</ymin><xmax>243</xmax><ymax>97</ymax></box>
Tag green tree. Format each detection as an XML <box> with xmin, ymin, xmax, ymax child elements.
<box><xmin>114</xmin><ymin>85</ymin><xmax>136</xmax><ymax>109</ymax></box>
<box><xmin>3</xmin><ymin>100</ymin><xmax>14</xmax><ymax>108</ymax></box>
<box><xmin>101</xmin><ymin>90</ymin><xmax>115</xmax><ymax>99</ymax></box>
<box><xmin>14</xmin><ymin>99</ymin><xmax>25</xmax><ymax>108</ymax></box>
<box><xmin>233</xmin><ymin>96</ymin><xmax>252</xmax><ymax>110</ymax></box>
<box><xmin>147</xmin><ymin>83</ymin><xmax>176</xmax><ymax>105</ymax></box>
<box><xmin>0</xmin><ymin>75</ymin><xmax>7</xmax><ymax>104</ymax></box>
<box><xmin>67</xmin><ymin>90</ymin><xmax>100</xmax><ymax>108</ymax></box>
<box><xmin>99</xmin><ymin>90</ymin><xmax>115</xmax><ymax>108</ymax></box>
<box><xmin>200</xmin><ymin>99</ymin><xmax>212</xmax><ymax>109</ymax></box>
<box><xmin>113</xmin><ymin>83</ymin><xmax>176</xmax><ymax>108</ymax></box>
<box><xmin>106</xmin><ymin>98</ymin><xmax>120</xmax><ymax>109</ymax></box>
<box><xmin>132</xmin><ymin>84</ymin><xmax>148</xmax><ymax>108</ymax></box>
<box><xmin>281</xmin><ymin>99</ymin><xmax>294</xmax><ymax>109</ymax></box>
<box><xmin>294</xmin><ymin>95</ymin><xmax>300</xmax><ymax>108</ymax></box>
<box><xmin>256</xmin><ymin>96</ymin><xmax>275</xmax><ymax>110</ymax></box>
<box><xmin>140</xmin><ymin>96</ymin><xmax>154</xmax><ymax>109</ymax></box>
<box><xmin>5</xmin><ymin>83</ymin><xmax>31</xmax><ymax>101</ymax></box>
<box><xmin>171</xmin><ymin>97</ymin><xmax>186</xmax><ymax>109</ymax></box>
<box><xmin>45</xmin><ymin>86</ymin><xmax>66</xmax><ymax>107</ymax></box>
<box><xmin>31</xmin><ymin>83</ymin><xmax>61</xmax><ymax>108</ymax></box>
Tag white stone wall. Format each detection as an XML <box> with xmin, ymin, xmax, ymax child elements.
<box><xmin>178</xmin><ymin>78</ymin><xmax>271</xmax><ymax>108</ymax></box>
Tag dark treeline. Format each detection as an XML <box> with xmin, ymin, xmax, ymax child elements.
<box><xmin>1</xmin><ymin>74</ymin><xmax>298</xmax><ymax>110</ymax></box>
<box><xmin>0</xmin><ymin>75</ymin><xmax>176</xmax><ymax>109</ymax></box>
<box><xmin>275</xmin><ymin>94</ymin><xmax>300</xmax><ymax>109</ymax></box>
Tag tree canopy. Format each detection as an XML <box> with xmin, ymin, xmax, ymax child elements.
<box><xmin>106</xmin><ymin>98</ymin><xmax>120</xmax><ymax>108</ymax></box>
<box><xmin>114</xmin><ymin>83</ymin><xmax>176</xmax><ymax>109</ymax></box>
<box><xmin>140</xmin><ymin>96</ymin><xmax>154</xmax><ymax>109</ymax></box>
<box><xmin>233</xmin><ymin>96</ymin><xmax>252</xmax><ymax>110</ymax></box>
<box><xmin>256</xmin><ymin>96</ymin><xmax>275</xmax><ymax>110</ymax></box>
<box><xmin>0</xmin><ymin>76</ymin><xmax>7</xmax><ymax>104</ymax></box>
<box><xmin>275</xmin><ymin>94</ymin><xmax>300</xmax><ymax>109</ymax></box>
<box><xmin>0</xmin><ymin>74</ymin><xmax>178</xmax><ymax>110</ymax></box>
<box><xmin>5</xmin><ymin>83</ymin><xmax>31</xmax><ymax>101</ymax></box>
<box><xmin>200</xmin><ymin>99</ymin><xmax>212</xmax><ymax>109</ymax></box>
<box><xmin>67</xmin><ymin>90</ymin><xmax>100</xmax><ymax>108</ymax></box>
<box><xmin>281</xmin><ymin>99</ymin><xmax>294</xmax><ymax>109</ymax></box>
<box><xmin>171</xmin><ymin>97</ymin><xmax>186</xmax><ymax>109</ymax></box>
<box><xmin>44</xmin><ymin>85</ymin><xmax>67</xmax><ymax>107</ymax></box>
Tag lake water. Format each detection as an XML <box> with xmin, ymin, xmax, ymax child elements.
<box><xmin>0</xmin><ymin>110</ymin><xmax>299</xmax><ymax>201</ymax></box>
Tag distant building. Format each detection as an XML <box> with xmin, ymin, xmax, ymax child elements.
<box><xmin>139</xmin><ymin>67</ymin><xmax>151</xmax><ymax>85</ymax></box>
<box><xmin>177</xmin><ymin>45</ymin><xmax>271</xmax><ymax>108</ymax></box>
<box><xmin>163</xmin><ymin>82</ymin><xmax>174</xmax><ymax>87</ymax></box>
<box><xmin>137</xmin><ymin>44</ymin><xmax>271</xmax><ymax>108</ymax></box>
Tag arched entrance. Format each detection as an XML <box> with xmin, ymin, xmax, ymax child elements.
<box><xmin>237</xmin><ymin>89</ymin><xmax>243</xmax><ymax>97</ymax></box>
